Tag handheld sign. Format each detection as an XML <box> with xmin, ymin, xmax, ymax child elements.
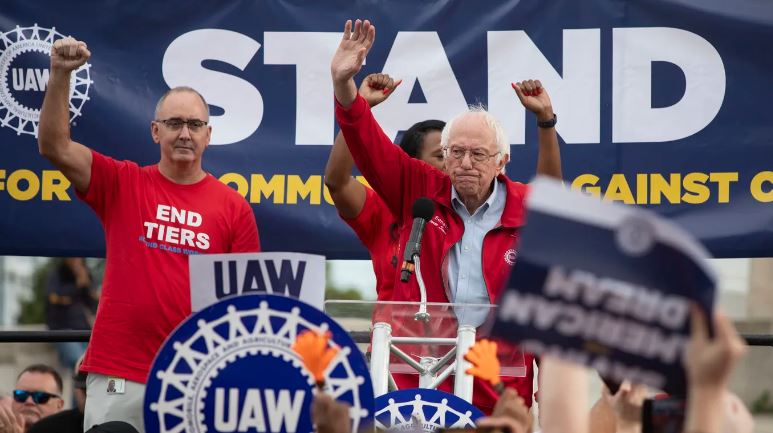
<box><xmin>374</xmin><ymin>389</ymin><xmax>483</xmax><ymax>432</ymax></box>
<box><xmin>144</xmin><ymin>294</ymin><xmax>374</xmax><ymax>433</ymax></box>
<box><xmin>189</xmin><ymin>252</ymin><xmax>325</xmax><ymax>311</ymax></box>
<box><xmin>490</xmin><ymin>177</ymin><xmax>716</xmax><ymax>394</ymax></box>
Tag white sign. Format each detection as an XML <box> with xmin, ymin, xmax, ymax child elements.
<box><xmin>189</xmin><ymin>252</ymin><xmax>325</xmax><ymax>311</ymax></box>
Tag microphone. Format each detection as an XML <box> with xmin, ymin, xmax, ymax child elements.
<box><xmin>400</xmin><ymin>197</ymin><xmax>435</xmax><ymax>282</ymax></box>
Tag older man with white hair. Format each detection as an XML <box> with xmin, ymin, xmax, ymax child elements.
<box><xmin>330</xmin><ymin>19</ymin><xmax>559</xmax><ymax>413</ymax></box>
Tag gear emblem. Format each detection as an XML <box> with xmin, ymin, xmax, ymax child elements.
<box><xmin>144</xmin><ymin>294</ymin><xmax>374</xmax><ymax>433</ymax></box>
<box><xmin>0</xmin><ymin>24</ymin><xmax>92</xmax><ymax>137</ymax></box>
<box><xmin>375</xmin><ymin>389</ymin><xmax>483</xmax><ymax>432</ymax></box>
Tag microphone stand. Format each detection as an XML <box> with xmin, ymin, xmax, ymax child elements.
<box><xmin>414</xmin><ymin>255</ymin><xmax>429</xmax><ymax>322</ymax></box>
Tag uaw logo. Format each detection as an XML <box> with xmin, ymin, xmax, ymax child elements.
<box><xmin>616</xmin><ymin>215</ymin><xmax>656</xmax><ymax>257</ymax></box>
<box><xmin>503</xmin><ymin>249</ymin><xmax>518</xmax><ymax>266</ymax></box>
<box><xmin>0</xmin><ymin>24</ymin><xmax>92</xmax><ymax>137</ymax></box>
<box><xmin>144</xmin><ymin>294</ymin><xmax>374</xmax><ymax>433</ymax></box>
<box><xmin>374</xmin><ymin>389</ymin><xmax>483</xmax><ymax>432</ymax></box>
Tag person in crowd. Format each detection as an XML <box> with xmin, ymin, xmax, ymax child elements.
<box><xmin>45</xmin><ymin>258</ymin><xmax>98</xmax><ymax>371</ymax></box>
<box><xmin>38</xmin><ymin>36</ymin><xmax>261</xmax><ymax>431</ymax></box>
<box><xmin>0</xmin><ymin>365</ymin><xmax>64</xmax><ymax>433</ymax></box>
<box><xmin>28</xmin><ymin>363</ymin><xmax>87</xmax><ymax>433</ymax></box>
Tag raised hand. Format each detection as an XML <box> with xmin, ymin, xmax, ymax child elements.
<box><xmin>331</xmin><ymin>19</ymin><xmax>375</xmax><ymax>86</ymax></box>
<box><xmin>601</xmin><ymin>381</ymin><xmax>647</xmax><ymax>432</ymax></box>
<box><xmin>312</xmin><ymin>394</ymin><xmax>351</xmax><ymax>433</ymax></box>
<box><xmin>685</xmin><ymin>307</ymin><xmax>746</xmax><ymax>391</ymax></box>
<box><xmin>476</xmin><ymin>389</ymin><xmax>533</xmax><ymax>433</ymax></box>
<box><xmin>0</xmin><ymin>398</ymin><xmax>24</xmax><ymax>433</ymax></box>
<box><xmin>50</xmin><ymin>36</ymin><xmax>90</xmax><ymax>73</ymax></box>
<box><xmin>359</xmin><ymin>73</ymin><xmax>401</xmax><ymax>108</ymax></box>
<box><xmin>512</xmin><ymin>79</ymin><xmax>554</xmax><ymax>122</ymax></box>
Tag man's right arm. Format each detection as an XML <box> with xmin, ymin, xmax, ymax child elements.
<box><xmin>331</xmin><ymin>20</ymin><xmax>443</xmax><ymax>220</ymax></box>
<box><xmin>325</xmin><ymin>73</ymin><xmax>400</xmax><ymax>219</ymax></box>
<box><xmin>38</xmin><ymin>37</ymin><xmax>93</xmax><ymax>195</ymax></box>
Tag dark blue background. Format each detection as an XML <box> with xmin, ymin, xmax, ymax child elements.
<box><xmin>1</xmin><ymin>0</ymin><xmax>771</xmax><ymax>258</ymax></box>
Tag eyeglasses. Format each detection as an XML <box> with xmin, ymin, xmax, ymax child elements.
<box><xmin>13</xmin><ymin>389</ymin><xmax>61</xmax><ymax>405</ymax></box>
<box><xmin>154</xmin><ymin>118</ymin><xmax>208</xmax><ymax>132</ymax></box>
<box><xmin>444</xmin><ymin>146</ymin><xmax>501</xmax><ymax>163</ymax></box>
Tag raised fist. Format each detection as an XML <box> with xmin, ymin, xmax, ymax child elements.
<box><xmin>512</xmin><ymin>79</ymin><xmax>554</xmax><ymax>122</ymax></box>
<box><xmin>359</xmin><ymin>73</ymin><xmax>401</xmax><ymax>108</ymax></box>
<box><xmin>50</xmin><ymin>36</ymin><xmax>90</xmax><ymax>73</ymax></box>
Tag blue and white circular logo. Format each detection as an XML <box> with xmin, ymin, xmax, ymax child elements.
<box><xmin>0</xmin><ymin>24</ymin><xmax>92</xmax><ymax>137</ymax></box>
<box><xmin>616</xmin><ymin>215</ymin><xmax>656</xmax><ymax>257</ymax></box>
<box><xmin>375</xmin><ymin>389</ymin><xmax>483</xmax><ymax>432</ymax></box>
<box><xmin>144</xmin><ymin>294</ymin><xmax>374</xmax><ymax>433</ymax></box>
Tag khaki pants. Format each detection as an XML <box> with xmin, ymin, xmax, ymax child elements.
<box><xmin>84</xmin><ymin>373</ymin><xmax>145</xmax><ymax>432</ymax></box>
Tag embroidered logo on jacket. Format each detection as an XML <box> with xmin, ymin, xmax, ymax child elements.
<box><xmin>504</xmin><ymin>249</ymin><xmax>518</xmax><ymax>266</ymax></box>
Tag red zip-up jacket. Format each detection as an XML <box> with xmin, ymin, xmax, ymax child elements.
<box><xmin>337</xmin><ymin>94</ymin><xmax>535</xmax><ymax>413</ymax></box>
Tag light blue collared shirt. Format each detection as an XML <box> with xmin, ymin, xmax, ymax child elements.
<box><xmin>448</xmin><ymin>179</ymin><xmax>506</xmax><ymax>326</ymax></box>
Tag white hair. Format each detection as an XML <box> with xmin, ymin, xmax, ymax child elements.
<box><xmin>440</xmin><ymin>103</ymin><xmax>510</xmax><ymax>172</ymax></box>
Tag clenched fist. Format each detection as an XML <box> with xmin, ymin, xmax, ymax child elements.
<box><xmin>50</xmin><ymin>37</ymin><xmax>90</xmax><ymax>73</ymax></box>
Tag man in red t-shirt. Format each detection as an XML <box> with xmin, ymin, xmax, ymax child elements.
<box><xmin>38</xmin><ymin>37</ymin><xmax>260</xmax><ymax>431</ymax></box>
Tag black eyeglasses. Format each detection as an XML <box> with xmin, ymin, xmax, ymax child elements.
<box><xmin>154</xmin><ymin>118</ymin><xmax>208</xmax><ymax>132</ymax></box>
<box><xmin>12</xmin><ymin>389</ymin><xmax>61</xmax><ymax>405</ymax></box>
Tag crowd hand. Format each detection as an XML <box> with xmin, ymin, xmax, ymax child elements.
<box><xmin>50</xmin><ymin>36</ymin><xmax>90</xmax><ymax>73</ymax></box>
<box><xmin>359</xmin><ymin>73</ymin><xmax>401</xmax><ymax>108</ymax></box>
<box><xmin>331</xmin><ymin>19</ymin><xmax>375</xmax><ymax>86</ymax></box>
<box><xmin>683</xmin><ymin>307</ymin><xmax>747</xmax><ymax>433</ymax></box>
<box><xmin>474</xmin><ymin>388</ymin><xmax>533</xmax><ymax>433</ymax></box>
<box><xmin>600</xmin><ymin>381</ymin><xmax>647</xmax><ymax>433</ymax></box>
<box><xmin>511</xmin><ymin>80</ymin><xmax>554</xmax><ymax>122</ymax></box>
<box><xmin>312</xmin><ymin>394</ymin><xmax>351</xmax><ymax>433</ymax></box>
<box><xmin>477</xmin><ymin>392</ymin><xmax>532</xmax><ymax>433</ymax></box>
<box><xmin>685</xmin><ymin>306</ymin><xmax>746</xmax><ymax>392</ymax></box>
<box><xmin>0</xmin><ymin>399</ymin><xmax>24</xmax><ymax>433</ymax></box>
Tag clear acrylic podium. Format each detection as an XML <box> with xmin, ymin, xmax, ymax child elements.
<box><xmin>324</xmin><ymin>300</ymin><xmax>527</xmax><ymax>403</ymax></box>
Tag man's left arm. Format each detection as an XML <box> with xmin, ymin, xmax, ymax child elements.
<box><xmin>513</xmin><ymin>80</ymin><xmax>562</xmax><ymax>180</ymax></box>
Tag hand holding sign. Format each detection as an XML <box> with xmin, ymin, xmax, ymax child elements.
<box><xmin>293</xmin><ymin>330</ymin><xmax>339</xmax><ymax>388</ymax></box>
<box><xmin>475</xmin><ymin>388</ymin><xmax>533</xmax><ymax>433</ymax></box>
<box><xmin>684</xmin><ymin>307</ymin><xmax>746</xmax><ymax>392</ymax></box>
<box><xmin>312</xmin><ymin>394</ymin><xmax>352</xmax><ymax>433</ymax></box>
<box><xmin>491</xmin><ymin>177</ymin><xmax>717</xmax><ymax>394</ymax></box>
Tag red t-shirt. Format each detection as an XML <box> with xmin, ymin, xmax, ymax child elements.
<box><xmin>343</xmin><ymin>187</ymin><xmax>399</xmax><ymax>302</ymax></box>
<box><xmin>78</xmin><ymin>151</ymin><xmax>260</xmax><ymax>383</ymax></box>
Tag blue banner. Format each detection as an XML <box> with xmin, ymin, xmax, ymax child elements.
<box><xmin>490</xmin><ymin>178</ymin><xmax>716</xmax><ymax>395</ymax></box>
<box><xmin>1</xmin><ymin>0</ymin><xmax>771</xmax><ymax>258</ymax></box>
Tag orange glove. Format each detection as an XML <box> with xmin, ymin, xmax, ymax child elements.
<box><xmin>464</xmin><ymin>339</ymin><xmax>502</xmax><ymax>389</ymax></box>
<box><xmin>292</xmin><ymin>330</ymin><xmax>339</xmax><ymax>387</ymax></box>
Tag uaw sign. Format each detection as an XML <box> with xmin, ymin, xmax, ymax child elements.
<box><xmin>490</xmin><ymin>177</ymin><xmax>716</xmax><ymax>395</ymax></box>
<box><xmin>189</xmin><ymin>252</ymin><xmax>325</xmax><ymax>311</ymax></box>
<box><xmin>374</xmin><ymin>389</ymin><xmax>483</xmax><ymax>432</ymax></box>
<box><xmin>144</xmin><ymin>294</ymin><xmax>374</xmax><ymax>433</ymax></box>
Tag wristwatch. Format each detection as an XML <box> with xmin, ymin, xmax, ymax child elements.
<box><xmin>537</xmin><ymin>113</ymin><xmax>557</xmax><ymax>129</ymax></box>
